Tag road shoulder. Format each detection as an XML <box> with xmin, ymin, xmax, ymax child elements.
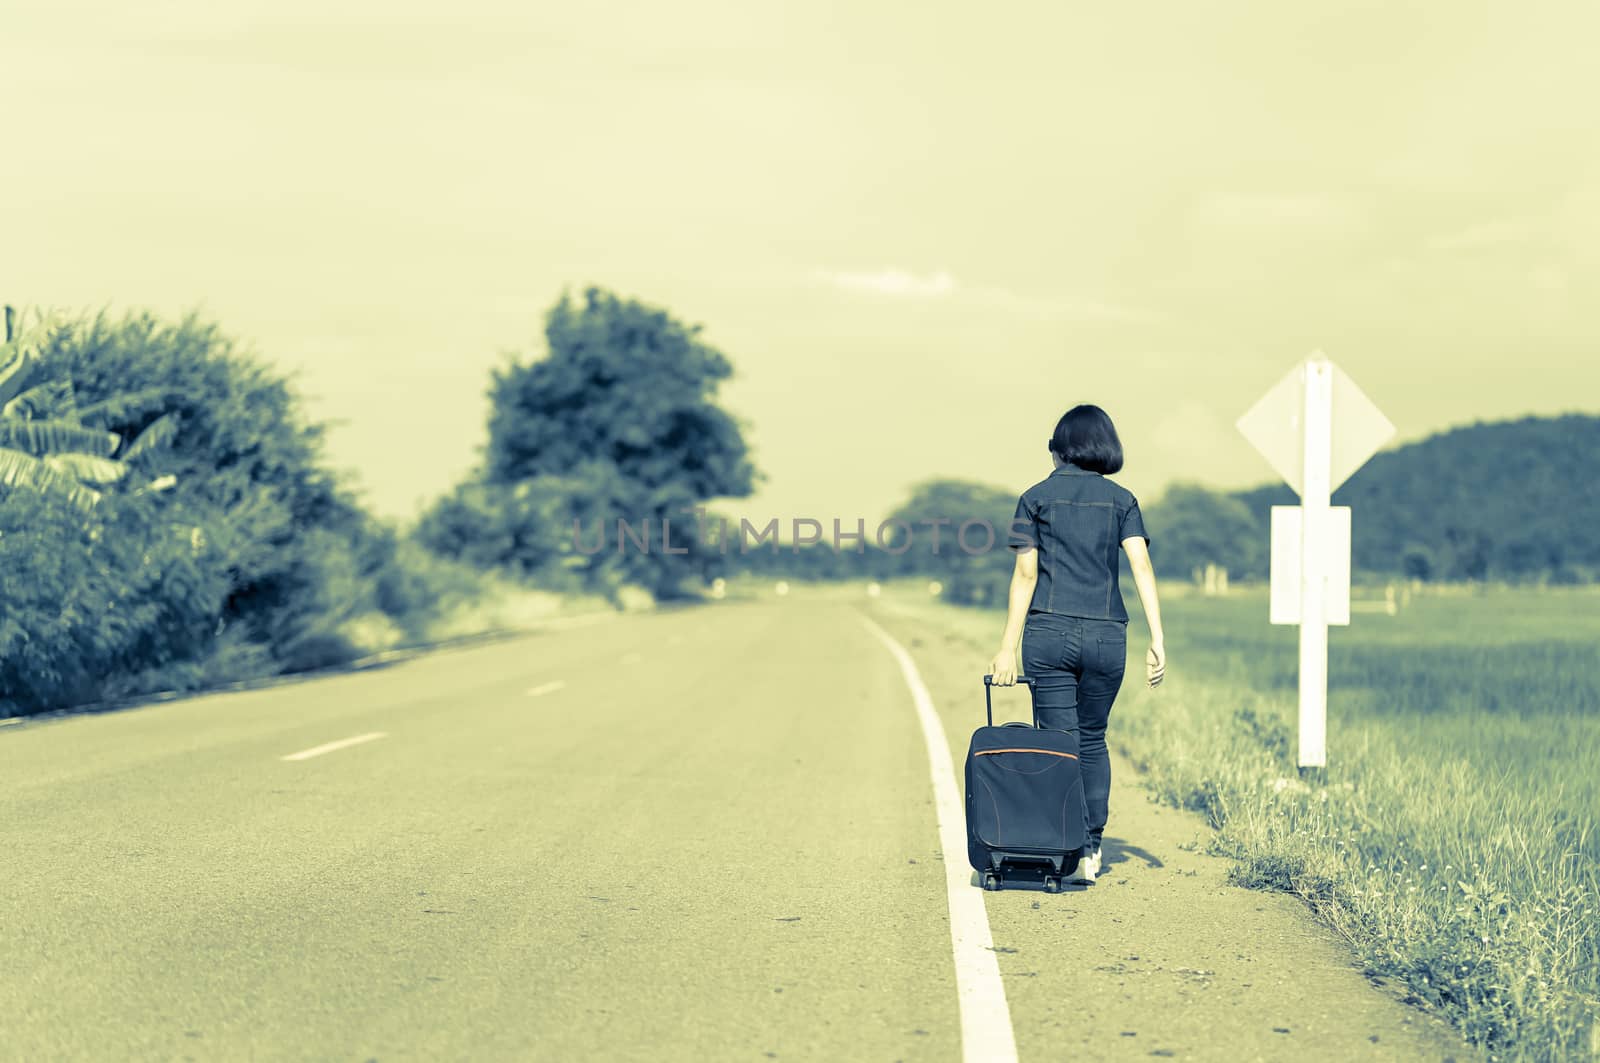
<box><xmin>867</xmin><ymin>598</ymin><xmax>1480</xmax><ymax>1063</ymax></box>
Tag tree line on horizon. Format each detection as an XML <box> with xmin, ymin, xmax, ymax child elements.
<box><xmin>729</xmin><ymin>412</ymin><xmax>1600</xmax><ymax>601</ymax></box>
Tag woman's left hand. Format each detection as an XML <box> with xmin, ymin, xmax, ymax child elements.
<box><xmin>989</xmin><ymin>649</ymin><xmax>1018</xmax><ymax>686</ymax></box>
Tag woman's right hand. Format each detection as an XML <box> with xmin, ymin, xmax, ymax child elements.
<box><xmin>989</xmin><ymin>649</ymin><xmax>1018</xmax><ymax>686</ymax></box>
<box><xmin>1147</xmin><ymin>643</ymin><xmax>1166</xmax><ymax>688</ymax></box>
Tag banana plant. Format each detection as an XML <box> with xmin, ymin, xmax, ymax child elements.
<box><xmin>0</xmin><ymin>310</ymin><xmax>179</xmax><ymax>510</ymax></box>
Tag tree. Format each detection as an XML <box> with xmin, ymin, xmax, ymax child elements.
<box><xmin>1442</xmin><ymin>527</ymin><xmax>1492</xmax><ymax>582</ymax></box>
<box><xmin>0</xmin><ymin>311</ymin><xmax>174</xmax><ymax>510</ymax></box>
<box><xmin>1400</xmin><ymin>543</ymin><xmax>1434</xmax><ymax>582</ymax></box>
<box><xmin>474</xmin><ymin>287</ymin><xmax>758</xmax><ymax>599</ymax></box>
<box><xmin>414</xmin><ymin>471</ymin><xmax>623</xmax><ymax>593</ymax></box>
<box><xmin>881</xmin><ymin>479</ymin><xmax>1019</xmax><ymax>606</ymax></box>
<box><xmin>1143</xmin><ymin>484</ymin><xmax>1266</xmax><ymax>581</ymax></box>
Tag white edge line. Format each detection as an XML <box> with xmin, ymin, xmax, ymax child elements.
<box><xmin>859</xmin><ymin>615</ymin><xmax>1018</xmax><ymax>1063</ymax></box>
<box><xmin>280</xmin><ymin>731</ymin><xmax>388</xmax><ymax>762</ymax></box>
<box><xmin>525</xmin><ymin>680</ymin><xmax>567</xmax><ymax>697</ymax></box>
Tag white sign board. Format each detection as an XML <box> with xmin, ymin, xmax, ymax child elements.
<box><xmin>1237</xmin><ymin>354</ymin><xmax>1394</xmax><ymax>769</ymax></box>
<box><xmin>1269</xmin><ymin>506</ymin><xmax>1351</xmax><ymax>626</ymax></box>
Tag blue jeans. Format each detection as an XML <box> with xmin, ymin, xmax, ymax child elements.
<box><xmin>1019</xmin><ymin>612</ymin><xmax>1127</xmax><ymax>849</ymax></box>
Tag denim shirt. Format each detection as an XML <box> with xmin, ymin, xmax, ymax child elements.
<box><xmin>1006</xmin><ymin>463</ymin><xmax>1150</xmax><ymax>623</ymax></box>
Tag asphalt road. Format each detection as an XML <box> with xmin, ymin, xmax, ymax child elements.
<box><xmin>0</xmin><ymin>595</ymin><xmax>1476</xmax><ymax>1062</ymax></box>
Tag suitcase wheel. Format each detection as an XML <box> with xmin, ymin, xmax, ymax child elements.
<box><xmin>1042</xmin><ymin>876</ymin><xmax>1063</xmax><ymax>894</ymax></box>
<box><xmin>981</xmin><ymin>870</ymin><xmax>1002</xmax><ymax>891</ymax></box>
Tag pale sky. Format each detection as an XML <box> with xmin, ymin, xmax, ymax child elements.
<box><xmin>5</xmin><ymin>1</ymin><xmax>1597</xmax><ymax>528</ymax></box>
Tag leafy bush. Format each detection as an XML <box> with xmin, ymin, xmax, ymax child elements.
<box><xmin>47</xmin><ymin>311</ymin><xmax>427</xmax><ymax>669</ymax></box>
<box><xmin>0</xmin><ymin>306</ymin><xmax>476</xmax><ymax>713</ymax></box>
<box><xmin>0</xmin><ymin>488</ymin><xmax>226</xmax><ymax>712</ymax></box>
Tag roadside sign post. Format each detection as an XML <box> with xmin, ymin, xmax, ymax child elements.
<box><xmin>1237</xmin><ymin>354</ymin><xmax>1395</xmax><ymax>768</ymax></box>
<box><xmin>1297</xmin><ymin>360</ymin><xmax>1332</xmax><ymax>768</ymax></box>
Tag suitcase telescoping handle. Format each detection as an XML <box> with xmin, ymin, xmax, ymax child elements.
<box><xmin>982</xmin><ymin>674</ymin><xmax>1038</xmax><ymax>727</ymax></box>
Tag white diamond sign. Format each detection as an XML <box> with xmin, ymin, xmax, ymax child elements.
<box><xmin>1236</xmin><ymin>354</ymin><xmax>1397</xmax><ymax>496</ymax></box>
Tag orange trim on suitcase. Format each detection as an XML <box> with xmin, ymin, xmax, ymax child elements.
<box><xmin>974</xmin><ymin>748</ymin><xmax>1077</xmax><ymax>759</ymax></box>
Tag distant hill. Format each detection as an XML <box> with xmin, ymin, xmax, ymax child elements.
<box><xmin>1232</xmin><ymin>413</ymin><xmax>1600</xmax><ymax>581</ymax></box>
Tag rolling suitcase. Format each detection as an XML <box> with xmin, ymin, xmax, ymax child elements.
<box><xmin>966</xmin><ymin>675</ymin><xmax>1086</xmax><ymax>892</ymax></box>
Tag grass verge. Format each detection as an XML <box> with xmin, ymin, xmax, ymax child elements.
<box><xmin>875</xmin><ymin>581</ymin><xmax>1600</xmax><ymax>1062</ymax></box>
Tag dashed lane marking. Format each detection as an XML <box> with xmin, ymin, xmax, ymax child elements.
<box><xmin>280</xmin><ymin>731</ymin><xmax>388</xmax><ymax>762</ymax></box>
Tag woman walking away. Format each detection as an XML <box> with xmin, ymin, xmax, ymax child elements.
<box><xmin>987</xmin><ymin>404</ymin><xmax>1166</xmax><ymax>885</ymax></box>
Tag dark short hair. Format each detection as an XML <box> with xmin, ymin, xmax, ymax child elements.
<box><xmin>1048</xmin><ymin>404</ymin><xmax>1123</xmax><ymax>474</ymax></box>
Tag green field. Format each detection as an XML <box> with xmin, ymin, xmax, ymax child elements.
<box><xmin>883</xmin><ymin>582</ymin><xmax>1600</xmax><ymax>1061</ymax></box>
